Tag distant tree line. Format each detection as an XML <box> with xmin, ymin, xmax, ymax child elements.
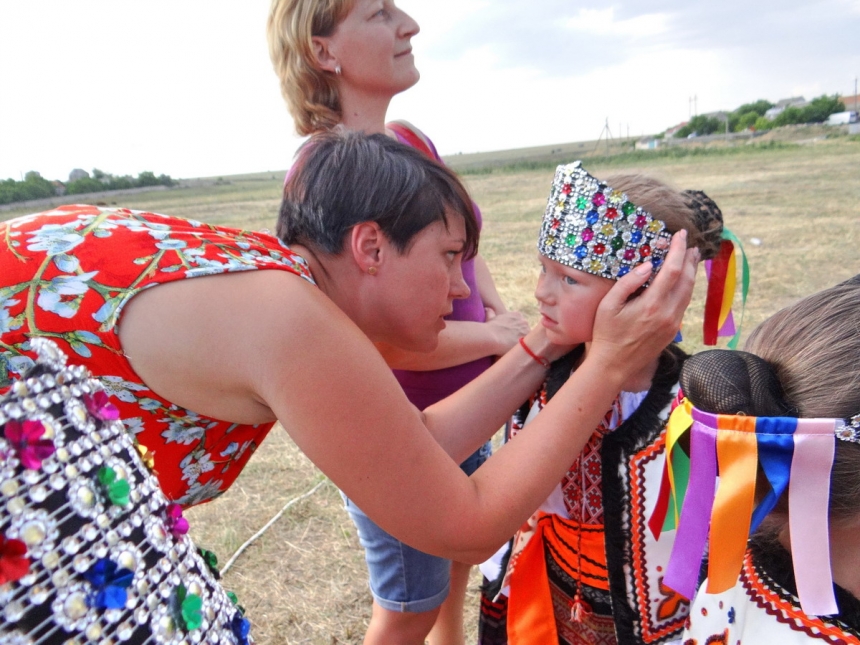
<box><xmin>674</xmin><ymin>95</ymin><xmax>846</xmax><ymax>138</ymax></box>
<box><xmin>0</xmin><ymin>169</ymin><xmax>175</xmax><ymax>205</ymax></box>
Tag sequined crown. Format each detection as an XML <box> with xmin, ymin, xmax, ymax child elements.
<box><xmin>538</xmin><ymin>161</ymin><xmax>673</xmax><ymax>282</ymax></box>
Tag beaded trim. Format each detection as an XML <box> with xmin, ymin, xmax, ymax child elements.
<box><xmin>0</xmin><ymin>339</ymin><xmax>251</xmax><ymax>644</ymax></box>
<box><xmin>538</xmin><ymin>161</ymin><xmax>673</xmax><ymax>283</ymax></box>
<box><xmin>836</xmin><ymin>413</ymin><xmax>860</xmax><ymax>445</ymax></box>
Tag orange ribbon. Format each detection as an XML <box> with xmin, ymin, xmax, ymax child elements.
<box><xmin>707</xmin><ymin>414</ymin><xmax>759</xmax><ymax>593</ymax></box>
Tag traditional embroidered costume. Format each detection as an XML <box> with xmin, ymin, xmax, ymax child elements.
<box><xmin>682</xmin><ymin>537</ymin><xmax>860</xmax><ymax>645</ymax></box>
<box><xmin>478</xmin><ymin>346</ymin><xmax>691</xmax><ymax>645</ymax></box>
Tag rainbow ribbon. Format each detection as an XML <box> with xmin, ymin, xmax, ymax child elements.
<box><xmin>653</xmin><ymin>401</ymin><xmax>841</xmax><ymax>616</ymax></box>
<box><xmin>703</xmin><ymin>229</ymin><xmax>749</xmax><ymax>349</ymax></box>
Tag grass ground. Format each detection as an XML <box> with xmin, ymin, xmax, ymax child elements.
<box><xmin>4</xmin><ymin>136</ymin><xmax>859</xmax><ymax>643</ymax></box>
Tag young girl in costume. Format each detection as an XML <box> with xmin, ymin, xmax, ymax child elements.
<box><xmin>267</xmin><ymin>3</ymin><xmax>528</xmax><ymax>642</ymax></box>
<box><xmin>478</xmin><ymin>162</ymin><xmax>725</xmax><ymax>645</ymax></box>
<box><xmin>669</xmin><ymin>276</ymin><xmax>860</xmax><ymax>643</ymax></box>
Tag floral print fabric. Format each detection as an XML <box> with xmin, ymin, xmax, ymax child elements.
<box><xmin>0</xmin><ymin>204</ymin><xmax>315</xmax><ymax>505</ymax></box>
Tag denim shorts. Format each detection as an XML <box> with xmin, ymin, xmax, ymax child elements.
<box><xmin>342</xmin><ymin>441</ymin><xmax>492</xmax><ymax>613</ymax></box>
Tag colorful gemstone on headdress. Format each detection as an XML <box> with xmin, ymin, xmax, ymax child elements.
<box><xmin>537</xmin><ymin>161</ymin><xmax>672</xmax><ymax>283</ymax></box>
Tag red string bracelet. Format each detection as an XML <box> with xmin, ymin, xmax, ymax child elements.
<box><xmin>519</xmin><ymin>337</ymin><xmax>551</xmax><ymax>369</ymax></box>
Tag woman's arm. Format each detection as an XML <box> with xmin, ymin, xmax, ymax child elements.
<box><xmin>374</xmin><ymin>311</ymin><xmax>529</xmax><ymax>370</ymax></box>
<box><xmin>474</xmin><ymin>254</ymin><xmax>507</xmax><ymax>315</ymax></box>
<box><xmin>120</xmin><ymin>233</ymin><xmax>697</xmax><ymax>563</ymax></box>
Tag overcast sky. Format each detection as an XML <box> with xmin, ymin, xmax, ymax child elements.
<box><xmin>1</xmin><ymin>0</ymin><xmax>858</xmax><ymax>181</ymax></box>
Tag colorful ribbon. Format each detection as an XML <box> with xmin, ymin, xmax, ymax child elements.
<box><xmin>702</xmin><ymin>229</ymin><xmax>749</xmax><ymax>349</ymax></box>
<box><xmin>656</xmin><ymin>406</ymin><xmax>841</xmax><ymax>616</ymax></box>
<box><xmin>663</xmin><ymin>411</ymin><xmax>719</xmax><ymax>600</ymax></box>
<box><xmin>789</xmin><ymin>419</ymin><xmax>838</xmax><ymax>616</ymax></box>
<box><xmin>707</xmin><ymin>412</ymin><xmax>758</xmax><ymax>593</ymax></box>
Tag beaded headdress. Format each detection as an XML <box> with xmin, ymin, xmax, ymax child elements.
<box><xmin>0</xmin><ymin>340</ymin><xmax>252</xmax><ymax>644</ymax></box>
<box><xmin>538</xmin><ymin>161</ymin><xmax>673</xmax><ymax>283</ymax></box>
<box><xmin>650</xmin><ymin>350</ymin><xmax>860</xmax><ymax>618</ymax></box>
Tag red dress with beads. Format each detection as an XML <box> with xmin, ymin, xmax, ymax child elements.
<box><xmin>0</xmin><ymin>205</ymin><xmax>315</xmax><ymax>506</ymax></box>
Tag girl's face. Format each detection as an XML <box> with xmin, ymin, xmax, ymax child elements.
<box><xmin>374</xmin><ymin>214</ymin><xmax>470</xmax><ymax>352</ymax></box>
<box><xmin>534</xmin><ymin>255</ymin><xmax>614</xmax><ymax>346</ymax></box>
<box><xmin>322</xmin><ymin>0</ymin><xmax>420</xmax><ymax>98</ymax></box>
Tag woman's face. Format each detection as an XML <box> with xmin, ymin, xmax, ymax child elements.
<box><xmin>322</xmin><ymin>0</ymin><xmax>420</xmax><ymax>97</ymax></box>
<box><xmin>374</xmin><ymin>214</ymin><xmax>470</xmax><ymax>352</ymax></box>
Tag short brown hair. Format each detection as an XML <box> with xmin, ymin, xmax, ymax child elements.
<box><xmin>279</xmin><ymin>130</ymin><xmax>479</xmax><ymax>259</ymax></box>
<box><xmin>267</xmin><ymin>0</ymin><xmax>354</xmax><ymax>135</ymax></box>
<box><xmin>602</xmin><ymin>173</ymin><xmax>723</xmax><ymax>259</ymax></box>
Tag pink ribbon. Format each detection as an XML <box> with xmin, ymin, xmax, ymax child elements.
<box><xmin>789</xmin><ymin>419</ymin><xmax>838</xmax><ymax>616</ymax></box>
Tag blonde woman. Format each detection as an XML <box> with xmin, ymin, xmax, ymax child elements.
<box><xmin>268</xmin><ymin>2</ymin><xmax>529</xmax><ymax>643</ymax></box>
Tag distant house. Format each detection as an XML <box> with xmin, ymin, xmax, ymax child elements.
<box><xmin>52</xmin><ymin>181</ymin><xmax>66</xmax><ymax>196</ymax></box>
<box><xmin>840</xmin><ymin>94</ymin><xmax>860</xmax><ymax>112</ymax></box>
<box><xmin>664</xmin><ymin>122</ymin><xmax>688</xmax><ymax>137</ymax></box>
<box><xmin>765</xmin><ymin>97</ymin><xmax>808</xmax><ymax>120</ymax></box>
<box><xmin>635</xmin><ymin>137</ymin><xmax>660</xmax><ymax>150</ymax></box>
<box><xmin>68</xmin><ymin>168</ymin><xmax>89</xmax><ymax>182</ymax></box>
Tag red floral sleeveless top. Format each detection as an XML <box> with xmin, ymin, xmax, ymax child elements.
<box><xmin>0</xmin><ymin>205</ymin><xmax>315</xmax><ymax>505</ymax></box>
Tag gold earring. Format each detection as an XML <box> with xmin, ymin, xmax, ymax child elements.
<box><xmin>368</xmin><ymin>266</ymin><xmax>377</xmax><ymax>275</ymax></box>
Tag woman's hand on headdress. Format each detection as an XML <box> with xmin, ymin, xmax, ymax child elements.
<box><xmin>589</xmin><ymin>230</ymin><xmax>698</xmax><ymax>378</ymax></box>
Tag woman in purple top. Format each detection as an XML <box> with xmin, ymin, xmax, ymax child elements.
<box><xmin>268</xmin><ymin>1</ymin><xmax>530</xmax><ymax>643</ymax></box>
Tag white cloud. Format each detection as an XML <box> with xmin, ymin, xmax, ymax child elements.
<box><xmin>564</xmin><ymin>8</ymin><xmax>671</xmax><ymax>38</ymax></box>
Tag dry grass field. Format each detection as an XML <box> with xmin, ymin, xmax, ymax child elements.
<box><xmin>3</xmin><ymin>136</ymin><xmax>859</xmax><ymax>643</ymax></box>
